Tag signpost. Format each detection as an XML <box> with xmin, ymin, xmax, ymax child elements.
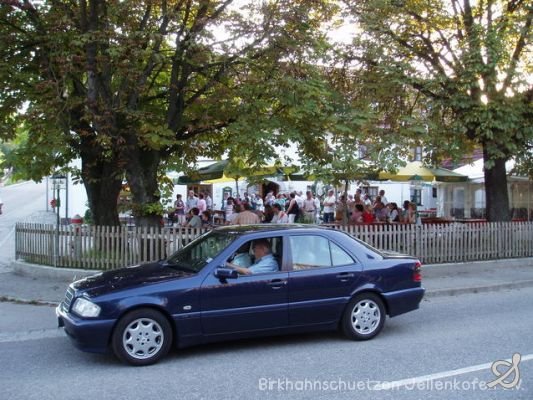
<box><xmin>51</xmin><ymin>174</ymin><xmax>67</xmax><ymax>267</ymax></box>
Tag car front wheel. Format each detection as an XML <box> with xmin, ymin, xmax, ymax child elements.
<box><xmin>342</xmin><ymin>293</ymin><xmax>386</xmax><ymax>340</ymax></box>
<box><xmin>112</xmin><ymin>308</ymin><xmax>172</xmax><ymax>366</ymax></box>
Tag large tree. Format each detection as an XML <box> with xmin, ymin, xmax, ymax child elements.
<box><xmin>0</xmin><ymin>0</ymin><xmax>337</xmax><ymax>225</ymax></box>
<box><xmin>344</xmin><ymin>0</ymin><xmax>532</xmax><ymax>221</ymax></box>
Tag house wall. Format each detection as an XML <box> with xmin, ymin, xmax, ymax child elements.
<box><xmin>352</xmin><ymin>181</ymin><xmax>438</xmax><ymax>211</ymax></box>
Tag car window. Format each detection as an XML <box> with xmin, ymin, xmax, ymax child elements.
<box><xmin>330</xmin><ymin>241</ymin><xmax>355</xmax><ymax>266</ymax></box>
<box><xmin>167</xmin><ymin>231</ymin><xmax>236</xmax><ymax>272</ymax></box>
<box><xmin>289</xmin><ymin>235</ymin><xmax>331</xmax><ymax>270</ymax></box>
<box><xmin>289</xmin><ymin>235</ymin><xmax>355</xmax><ymax>270</ymax></box>
<box><xmin>227</xmin><ymin>236</ymin><xmax>282</xmax><ymax>275</ymax></box>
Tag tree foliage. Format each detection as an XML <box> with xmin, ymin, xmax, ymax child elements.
<box><xmin>0</xmin><ymin>0</ymin><xmax>343</xmax><ymax>225</ymax></box>
<box><xmin>343</xmin><ymin>0</ymin><xmax>532</xmax><ymax>221</ymax></box>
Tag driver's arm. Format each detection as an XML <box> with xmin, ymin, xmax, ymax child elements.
<box><xmin>226</xmin><ymin>262</ymin><xmax>252</xmax><ymax>275</ymax></box>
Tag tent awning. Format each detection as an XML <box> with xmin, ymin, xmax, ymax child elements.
<box><xmin>177</xmin><ymin>159</ymin><xmax>296</xmax><ymax>185</ymax></box>
<box><xmin>379</xmin><ymin>161</ymin><xmax>468</xmax><ymax>183</ymax></box>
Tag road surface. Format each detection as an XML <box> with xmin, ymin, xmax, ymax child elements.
<box><xmin>0</xmin><ymin>287</ymin><xmax>531</xmax><ymax>400</ymax></box>
<box><xmin>0</xmin><ymin>181</ymin><xmax>54</xmax><ymax>269</ymax></box>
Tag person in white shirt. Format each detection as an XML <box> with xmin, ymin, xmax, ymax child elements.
<box><xmin>379</xmin><ymin>189</ymin><xmax>388</xmax><ymax>205</ymax></box>
<box><xmin>322</xmin><ymin>189</ymin><xmax>336</xmax><ymax>223</ymax></box>
<box><xmin>254</xmin><ymin>194</ymin><xmax>264</xmax><ymax>212</ymax></box>
<box><xmin>296</xmin><ymin>191</ymin><xmax>304</xmax><ymax>209</ymax></box>
<box><xmin>264</xmin><ymin>191</ymin><xmax>275</xmax><ymax>207</ymax></box>
<box><xmin>302</xmin><ymin>191</ymin><xmax>317</xmax><ymax>223</ymax></box>
<box><xmin>204</xmin><ymin>192</ymin><xmax>213</xmax><ymax>210</ymax></box>
<box><xmin>186</xmin><ymin>190</ymin><xmax>198</xmax><ymax>212</ymax></box>
<box><xmin>197</xmin><ymin>193</ymin><xmax>207</xmax><ymax>213</ymax></box>
<box><xmin>313</xmin><ymin>195</ymin><xmax>321</xmax><ymax>224</ymax></box>
<box><xmin>271</xmin><ymin>204</ymin><xmax>288</xmax><ymax>224</ymax></box>
<box><xmin>224</xmin><ymin>197</ymin><xmax>235</xmax><ymax>224</ymax></box>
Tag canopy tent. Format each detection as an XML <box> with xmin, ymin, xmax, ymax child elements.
<box><xmin>177</xmin><ymin>160</ymin><xmax>233</xmax><ymax>184</ymax></box>
<box><xmin>286</xmin><ymin>161</ymin><xmax>381</xmax><ymax>183</ymax></box>
<box><xmin>448</xmin><ymin>158</ymin><xmax>532</xmax><ymax>220</ymax></box>
<box><xmin>453</xmin><ymin>158</ymin><xmax>519</xmax><ymax>182</ymax></box>
<box><xmin>379</xmin><ymin>161</ymin><xmax>468</xmax><ymax>182</ymax></box>
<box><xmin>177</xmin><ymin>159</ymin><xmax>297</xmax><ymax>196</ymax></box>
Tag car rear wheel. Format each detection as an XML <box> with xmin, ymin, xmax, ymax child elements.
<box><xmin>112</xmin><ymin>308</ymin><xmax>172</xmax><ymax>366</ymax></box>
<box><xmin>342</xmin><ymin>293</ymin><xmax>385</xmax><ymax>340</ymax></box>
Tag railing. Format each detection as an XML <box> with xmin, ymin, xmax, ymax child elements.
<box><xmin>15</xmin><ymin>221</ymin><xmax>533</xmax><ymax>270</ymax></box>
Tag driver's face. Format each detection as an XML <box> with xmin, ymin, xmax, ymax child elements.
<box><xmin>253</xmin><ymin>244</ymin><xmax>267</xmax><ymax>259</ymax></box>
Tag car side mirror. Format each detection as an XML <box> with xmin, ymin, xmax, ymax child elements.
<box><xmin>214</xmin><ymin>267</ymin><xmax>238</xmax><ymax>282</ymax></box>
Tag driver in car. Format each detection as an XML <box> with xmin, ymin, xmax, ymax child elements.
<box><xmin>226</xmin><ymin>239</ymin><xmax>278</xmax><ymax>275</ymax></box>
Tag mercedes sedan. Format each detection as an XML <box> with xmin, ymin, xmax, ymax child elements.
<box><xmin>56</xmin><ymin>225</ymin><xmax>424</xmax><ymax>365</ymax></box>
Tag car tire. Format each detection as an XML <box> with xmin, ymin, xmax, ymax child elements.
<box><xmin>342</xmin><ymin>293</ymin><xmax>386</xmax><ymax>341</ymax></box>
<box><xmin>112</xmin><ymin>308</ymin><xmax>173</xmax><ymax>366</ymax></box>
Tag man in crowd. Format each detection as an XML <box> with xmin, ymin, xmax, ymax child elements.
<box><xmin>233</xmin><ymin>202</ymin><xmax>261</xmax><ymax>225</ymax></box>
<box><xmin>186</xmin><ymin>190</ymin><xmax>198</xmax><ymax>212</ymax></box>
<box><xmin>379</xmin><ymin>189</ymin><xmax>389</xmax><ymax>206</ymax></box>
<box><xmin>322</xmin><ymin>189</ymin><xmax>336</xmax><ymax>223</ymax></box>
<box><xmin>204</xmin><ymin>191</ymin><xmax>213</xmax><ymax>210</ymax></box>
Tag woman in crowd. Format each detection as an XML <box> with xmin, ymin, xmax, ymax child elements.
<box><xmin>201</xmin><ymin>210</ymin><xmax>212</xmax><ymax>227</ymax></box>
<box><xmin>407</xmin><ymin>202</ymin><xmax>420</xmax><ymax>224</ymax></box>
<box><xmin>286</xmin><ymin>192</ymin><xmax>300</xmax><ymax>223</ymax></box>
<box><xmin>362</xmin><ymin>204</ymin><xmax>375</xmax><ymax>224</ymax></box>
<box><xmin>351</xmin><ymin>204</ymin><xmax>364</xmax><ymax>224</ymax></box>
<box><xmin>388</xmin><ymin>202</ymin><xmax>400</xmax><ymax>222</ymax></box>
<box><xmin>271</xmin><ymin>203</ymin><xmax>288</xmax><ymax>224</ymax></box>
<box><xmin>224</xmin><ymin>197</ymin><xmax>235</xmax><ymax>224</ymax></box>
<box><xmin>262</xmin><ymin>204</ymin><xmax>274</xmax><ymax>223</ymax></box>
<box><xmin>401</xmin><ymin>200</ymin><xmax>411</xmax><ymax>223</ymax></box>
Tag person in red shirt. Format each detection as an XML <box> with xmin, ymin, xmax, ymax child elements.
<box><xmin>362</xmin><ymin>204</ymin><xmax>375</xmax><ymax>224</ymax></box>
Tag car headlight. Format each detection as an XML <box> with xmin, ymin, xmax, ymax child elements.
<box><xmin>72</xmin><ymin>298</ymin><xmax>101</xmax><ymax>318</ymax></box>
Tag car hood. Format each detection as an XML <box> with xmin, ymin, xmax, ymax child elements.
<box><xmin>73</xmin><ymin>261</ymin><xmax>195</xmax><ymax>295</ymax></box>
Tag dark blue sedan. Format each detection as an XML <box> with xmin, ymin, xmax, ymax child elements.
<box><xmin>56</xmin><ymin>225</ymin><xmax>424</xmax><ymax>365</ymax></box>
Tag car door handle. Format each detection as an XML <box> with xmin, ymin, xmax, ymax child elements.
<box><xmin>336</xmin><ymin>272</ymin><xmax>355</xmax><ymax>281</ymax></box>
<box><xmin>267</xmin><ymin>279</ymin><xmax>287</xmax><ymax>289</ymax></box>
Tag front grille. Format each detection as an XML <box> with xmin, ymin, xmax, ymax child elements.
<box><xmin>62</xmin><ymin>287</ymin><xmax>75</xmax><ymax>312</ymax></box>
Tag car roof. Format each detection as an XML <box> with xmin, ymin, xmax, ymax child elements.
<box><xmin>212</xmin><ymin>224</ymin><xmax>335</xmax><ymax>235</ymax></box>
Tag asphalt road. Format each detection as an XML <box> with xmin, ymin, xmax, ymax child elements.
<box><xmin>0</xmin><ymin>181</ymin><xmax>51</xmax><ymax>268</ymax></box>
<box><xmin>0</xmin><ymin>287</ymin><xmax>531</xmax><ymax>400</ymax></box>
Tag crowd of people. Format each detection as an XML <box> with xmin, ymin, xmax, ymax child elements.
<box><xmin>167</xmin><ymin>188</ymin><xmax>422</xmax><ymax>228</ymax></box>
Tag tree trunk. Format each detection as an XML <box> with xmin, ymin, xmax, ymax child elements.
<box><xmin>482</xmin><ymin>146</ymin><xmax>511</xmax><ymax>222</ymax></box>
<box><xmin>343</xmin><ymin>179</ymin><xmax>349</xmax><ymax>225</ymax></box>
<box><xmin>82</xmin><ymin>158</ymin><xmax>122</xmax><ymax>226</ymax></box>
<box><xmin>125</xmin><ymin>146</ymin><xmax>162</xmax><ymax>228</ymax></box>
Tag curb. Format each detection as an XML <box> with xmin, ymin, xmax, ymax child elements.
<box><xmin>11</xmin><ymin>260</ymin><xmax>101</xmax><ymax>281</ymax></box>
<box><xmin>422</xmin><ymin>257</ymin><xmax>533</xmax><ymax>278</ymax></box>
<box><xmin>424</xmin><ymin>279</ymin><xmax>533</xmax><ymax>298</ymax></box>
<box><xmin>0</xmin><ymin>295</ymin><xmax>59</xmax><ymax>307</ymax></box>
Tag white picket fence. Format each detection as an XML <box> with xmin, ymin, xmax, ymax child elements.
<box><xmin>15</xmin><ymin>224</ymin><xmax>208</xmax><ymax>270</ymax></box>
<box><xmin>15</xmin><ymin>222</ymin><xmax>533</xmax><ymax>270</ymax></box>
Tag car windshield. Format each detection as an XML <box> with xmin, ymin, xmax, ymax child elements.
<box><xmin>166</xmin><ymin>231</ymin><xmax>237</xmax><ymax>273</ymax></box>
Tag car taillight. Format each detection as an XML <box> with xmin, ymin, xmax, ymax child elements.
<box><xmin>413</xmin><ymin>261</ymin><xmax>422</xmax><ymax>282</ymax></box>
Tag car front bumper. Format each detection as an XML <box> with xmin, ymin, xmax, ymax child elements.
<box><xmin>56</xmin><ymin>305</ymin><xmax>116</xmax><ymax>354</ymax></box>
